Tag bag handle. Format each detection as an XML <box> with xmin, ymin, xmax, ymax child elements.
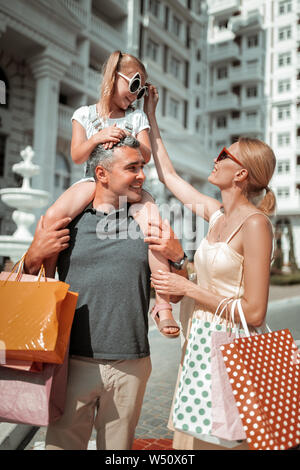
<box><xmin>2</xmin><ymin>253</ymin><xmax>47</xmax><ymax>285</ymax></box>
<box><xmin>231</xmin><ymin>299</ymin><xmax>272</xmax><ymax>337</ymax></box>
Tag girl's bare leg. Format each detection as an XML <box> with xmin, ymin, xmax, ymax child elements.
<box><xmin>43</xmin><ymin>182</ymin><xmax>96</xmax><ymax>277</ymax></box>
<box><xmin>130</xmin><ymin>191</ymin><xmax>179</xmax><ymax>336</ymax></box>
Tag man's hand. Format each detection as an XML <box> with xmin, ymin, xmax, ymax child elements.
<box><xmin>144</xmin><ymin>219</ymin><xmax>184</xmax><ymax>263</ymax></box>
<box><xmin>24</xmin><ymin>216</ymin><xmax>71</xmax><ymax>275</ymax></box>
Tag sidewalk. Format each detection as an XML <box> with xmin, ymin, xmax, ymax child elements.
<box><xmin>1</xmin><ymin>284</ymin><xmax>300</xmax><ymax>450</ymax></box>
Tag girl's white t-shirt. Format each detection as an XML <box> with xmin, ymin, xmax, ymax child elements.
<box><xmin>71</xmin><ymin>105</ymin><xmax>150</xmax><ymax>139</ymax></box>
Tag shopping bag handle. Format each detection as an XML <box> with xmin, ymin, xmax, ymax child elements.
<box><xmin>2</xmin><ymin>253</ymin><xmax>47</xmax><ymax>285</ymax></box>
<box><xmin>231</xmin><ymin>299</ymin><xmax>272</xmax><ymax>337</ymax></box>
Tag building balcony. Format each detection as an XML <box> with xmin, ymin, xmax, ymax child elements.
<box><xmin>206</xmin><ymin>93</ymin><xmax>240</xmax><ymax>113</ymax></box>
<box><xmin>229</xmin><ymin>63</ymin><xmax>263</xmax><ymax>83</ymax></box>
<box><xmin>65</xmin><ymin>62</ymin><xmax>85</xmax><ymax>87</ymax></box>
<box><xmin>87</xmin><ymin>68</ymin><xmax>102</xmax><ymax>96</ymax></box>
<box><xmin>58</xmin><ymin>104</ymin><xmax>73</xmax><ymax>139</ymax></box>
<box><xmin>61</xmin><ymin>0</ymin><xmax>88</xmax><ymax>26</ymax></box>
<box><xmin>228</xmin><ymin>116</ymin><xmax>262</xmax><ymax>135</ymax></box>
<box><xmin>229</xmin><ymin>10</ymin><xmax>263</xmax><ymax>32</ymax></box>
<box><xmin>208</xmin><ymin>41</ymin><xmax>240</xmax><ymax>63</ymax></box>
<box><xmin>90</xmin><ymin>15</ymin><xmax>124</xmax><ymax>51</ymax></box>
<box><xmin>208</xmin><ymin>0</ymin><xmax>241</xmax><ymax>16</ymax></box>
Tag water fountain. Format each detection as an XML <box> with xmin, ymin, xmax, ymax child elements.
<box><xmin>0</xmin><ymin>146</ymin><xmax>50</xmax><ymax>263</ymax></box>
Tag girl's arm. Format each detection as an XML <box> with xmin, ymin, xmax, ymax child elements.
<box><xmin>145</xmin><ymin>87</ymin><xmax>220</xmax><ymax>222</ymax></box>
<box><xmin>151</xmin><ymin>215</ymin><xmax>273</xmax><ymax>327</ymax></box>
<box><xmin>71</xmin><ymin>120</ymin><xmax>126</xmax><ymax>165</ymax></box>
<box><xmin>136</xmin><ymin>128</ymin><xmax>151</xmax><ymax>164</ymax></box>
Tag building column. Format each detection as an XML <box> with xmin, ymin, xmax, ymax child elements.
<box><xmin>29</xmin><ymin>50</ymin><xmax>70</xmax><ymax>197</ymax></box>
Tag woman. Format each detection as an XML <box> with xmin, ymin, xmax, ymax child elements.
<box><xmin>144</xmin><ymin>86</ymin><xmax>276</xmax><ymax>450</ymax></box>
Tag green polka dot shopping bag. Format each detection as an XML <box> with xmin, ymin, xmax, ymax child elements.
<box><xmin>172</xmin><ymin>298</ymin><xmax>243</xmax><ymax>447</ymax></box>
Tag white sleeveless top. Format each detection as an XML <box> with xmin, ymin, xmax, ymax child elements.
<box><xmin>193</xmin><ymin>209</ymin><xmax>274</xmax><ymax>328</ymax></box>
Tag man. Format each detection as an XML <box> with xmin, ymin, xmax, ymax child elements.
<box><xmin>25</xmin><ymin>136</ymin><xmax>187</xmax><ymax>450</ymax></box>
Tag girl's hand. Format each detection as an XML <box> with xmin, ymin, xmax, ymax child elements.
<box><xmin>96</xmin><ymin>124</ymin><xmax>126</xmax><ymax>149</ymax></box>
<box><xmin>144</xmin><ymin>84</ymin><xmax>159</xmax><ymax>116</ymax></box>
<box><xmin>151</xmin><ymin>270</ymin><xmax>190</xmax><ymax>296</ymax></box>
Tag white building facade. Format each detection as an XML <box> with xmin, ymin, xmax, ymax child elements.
<box><xmin>206</xmin><ymin>0</ymin><xmax>300</xmax><ymax>267</ymax></box>
<box><xmin>0</xmin><ymin>0</ymin><xmax>210</xmax><ymax>266</ymax></box>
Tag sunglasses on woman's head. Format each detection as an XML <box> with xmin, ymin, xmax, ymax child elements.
<box><xmin>117</xmin><ymin>72</ymin><xmax>148</xmax><ymax>100</ymax></box>
<box><xmin>216</xmin><ymin>147</ymin><xmax>244</xmax><ymax>167</ymax></box>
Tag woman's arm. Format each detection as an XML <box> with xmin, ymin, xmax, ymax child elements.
<box><xmin>136</xmin><ymin>129</ymin><xmax>151</xmax><ymax>163</ymax></box>
<box><xmin>238</xmin><ymin>214</ymin><xmax>273</xmax><ymax>327</ymax></box>
<box><xmin>151</xmin><ymin>215</ymin><xmax>273</xmax><ymax>327</ymax></box>
<box><xmin>145</xmin><ymin>86</ymin><xmax>220</xmax><ymax>222</ymax></box>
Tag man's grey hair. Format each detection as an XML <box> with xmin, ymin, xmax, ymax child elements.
<box><xmin>89</xmin><ymin>135</ymin><xmax>140</xmax><ymax>177</ymax></box>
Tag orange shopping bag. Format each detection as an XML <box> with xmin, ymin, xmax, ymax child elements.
<box><xmin>0</xmin><ymin>257</ymin><xmax>78</xmax><ymax>364</ymax></box>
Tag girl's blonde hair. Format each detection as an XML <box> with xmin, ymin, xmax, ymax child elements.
<box><xmin>238</xmin><ymin>137</ymin><xmax>277</xmax><ymax>215</ymax></box>
<box><xmin>99</xmin><ymin>50</ymin><xmax>147</xmax><ymax>119</ymax></box>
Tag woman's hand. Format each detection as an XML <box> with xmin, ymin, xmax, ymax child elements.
<box><xmin>144</xmin><ymin>84</ymin><xmax>159</xmax><ymax>117</ymax></box>
<box><xmin>95</xmin><ymin>124</ymin><xmax>126</xmax><ymax>149</ymax></box>
<box><xmin>151</xmin><ymin>270</ymin><xmax>191</xmax><ymax>296</ymax></box>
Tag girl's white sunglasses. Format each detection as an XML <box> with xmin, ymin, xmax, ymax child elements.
<box><xmin>117</xmin><ymin>72</ymin><xmax>148</xmax><ymax>100</ymax></box>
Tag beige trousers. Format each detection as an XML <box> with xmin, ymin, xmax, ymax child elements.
<box><xmin>46</xmin><ymin>355</ymin><xmax>152</xmax><ymax>450</ymax></box>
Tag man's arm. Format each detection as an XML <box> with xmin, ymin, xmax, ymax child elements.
<box><xmin>24</xmin><ymin>216</ymin><xmax>71</xmax><ymax>277</ymax></box>
<box><xmin>144</xmin><ymin>219</ymin><xmax>188</xmax><ymax>303</ymax></box>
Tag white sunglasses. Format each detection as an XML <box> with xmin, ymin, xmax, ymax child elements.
<box><xmin>117</xmin><ymin>72</ymin><xmax>148</xmax><ymax>100</ymax></box>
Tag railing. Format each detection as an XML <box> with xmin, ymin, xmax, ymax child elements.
<box><xmin>61</xmin><ymin>0</ymin><xmax>88</xmax><ymax>26</ymax></box>
<box><xmin>88</xmin><ymin>68</ymin><xmax>102</xmax><ymax>95</ymax></box>
<box><xmin>65</xmin><ymin>62</ymin><xmax>85</xmax><ymax>85</ymax></box>
<box><xmin>207</xmin><ymin>93</ymin><xmax>239</xmax><ymax>112</ymax></box>
<box><xmin>208</xmin><ymin>41</ymin><xmax>239</xmax><ymax>63</ymax></box>
<box><xmin>58</xmin><ymin>104</ymin><xmax>73</xmax><ymax>138</ymax></box>
<box><xmin>90</xmin><ymin>15</ymin><xmax>124</xmax><ymax>49</ymax></box>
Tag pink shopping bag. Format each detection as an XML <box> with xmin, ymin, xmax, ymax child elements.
<box><xmin>0</xmin><ymin>349</ymin><xmax>69</xmax><ymax>426</ymax></box>
<box><xmin>211</xmin><ymin>330</ymin><xmax>246</xmax><ymax>441</ymax></box>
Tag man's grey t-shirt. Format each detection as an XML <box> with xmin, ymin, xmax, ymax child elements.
<box><xmin>57</xmin><ymin>204</ymin><xmax>151</xmax><ymax>360</ymax></box>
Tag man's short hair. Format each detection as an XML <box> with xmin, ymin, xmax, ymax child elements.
<box><xmin>89</xmin><ymin>135</ymin><xmax>140</xmax><ymax>178</ymax></box>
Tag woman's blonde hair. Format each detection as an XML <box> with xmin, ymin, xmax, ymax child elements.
<box><xmin>98</xmin><ymin>50</ymin><xmax>147</xmax><ymax>119</ymax></box>
<box><xmin>237</xmin><ymin>137</ymin><xmax>277</xmax><ymax>215</ymax></box>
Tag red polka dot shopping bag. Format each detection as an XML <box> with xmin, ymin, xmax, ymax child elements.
<box><xmin>220</xmin><ymin>299</ymin><xmax>300</xmax><ymax>450</ymax></box>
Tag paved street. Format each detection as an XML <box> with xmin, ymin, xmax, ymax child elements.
<box><xmin>23</xmin><ymin>285</ymin><xmax>300</xmax><ymax>450</ymax></box>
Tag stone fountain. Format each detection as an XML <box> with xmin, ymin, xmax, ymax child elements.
<box><xmin>0</xmin><ymin>146</ymin><xmax>50</xmax><ymax>263</ymax></box>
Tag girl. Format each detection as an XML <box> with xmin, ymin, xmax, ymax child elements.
<box><xmin>145</xmin><ymin>85</ymin><xmax>276</xmax><ymax>449</ymax></box>
<box><xmin>44</xmin><ymin>51</ymin><xmax>180</xmax><ymax>338</ymax></box>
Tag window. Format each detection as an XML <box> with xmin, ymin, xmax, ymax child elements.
<box><xmin>297</xmin><ymin>155</ymin><xmax>300</xmax><ymax>166</ymax></box>
<box><xmin>277</xmin><ymin>160</ymin><xmax>290</xmax><ymax>173</ymax></box>
<box><xmin>277</xmin><ymin>132</ymin><xmax>291</xmax><ymax>146</ymax></box>
<box><xmin>196</xmin><ymin>49</ymin><xmax>201</xmax><ymax>61</ymax></box>
<box><xmin>278</xmin><ymin>78</ymin><xmax>291</xmax><ymax>93</ymax></box>
<box><xmin>0</xmin><ymin>134</ymin><xmax>6</xmax><ymax>177</ymax></box>
<box><xmin>217</xmin><ymin>66</ymin><xmax>227</xmax><ymax>80</ymax></box>
<box><xmin>170</xmin><ymin>56</ymin><xmax>181</xmax><ymax>79</ymax></box>
<box><xmin>278</xmin><ymin>52</ymin><xmax>292</xmax><ymax>67</ymax></box>
<box><xmin>216</xmin><ymin>115</ymin><xmax>227</xmax><ymax>128</ymax></box>
<box><xmin>277</xmin><ymin>187</ymin><xmax>290</xmax><ymax>198</ymax></box>
<box><xmin>277</xmin><ymin>104</ymin><xmax>291</xmax><ymax>120</ymax></box>
<box><xmin>279</xmin><ymin>0</ymin><xmax>292</xmax><ymax>15</ymax></box>
<box><xmin>195</xmin><ymin>97</ymin><xmax>200</xmax><ymax>108</ymax></box>
<box><xmin>195</xmin><ymin>116</ymin><xmax>201</xmax><ymax>131</ymax></box>
<box><xmin>0</xmin><ymin>68</ymin><xmax>9</xmax><ymax>108</ymax></box>
<box><xmin>149</xmin><ymin>0</ymin><xmax>160</xmax><ymax>17</ymax></box>
<box><xmin>246</xmin><ymin>86</ymin><xmax>258</xmax><ymax>98</ymax></box>
<box><xmin>146</xmin><ymin>39</ymin><xmax>159</xmax><ymax>62</ymax></box>
<box><xmin>217</xmin><ymin>18</ymin><xmax>228</xmax><ymax>30</ymax></box>
<box><xmin>169</xmin><ymin>97</ymin><xmax>180</xmax><ymax>119</ymax></box>
<box><xmin>172</xmin><ymin>15</ymin><xmax>181</xmax><ymax>37</ymax></box>
<box><xmin>196</xmin><ymin>72</ymin><xmax>201</xmax><ymax>84</ymax></box>
<box><xmin>247</xmin><ymin>34</ymin><xmax>258</xmax><ymax>48</ymax></box>
<box><xmin>278</xmin><ymin>26</ymin><xmax>292</xmax><ymax>41</ymax></box>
